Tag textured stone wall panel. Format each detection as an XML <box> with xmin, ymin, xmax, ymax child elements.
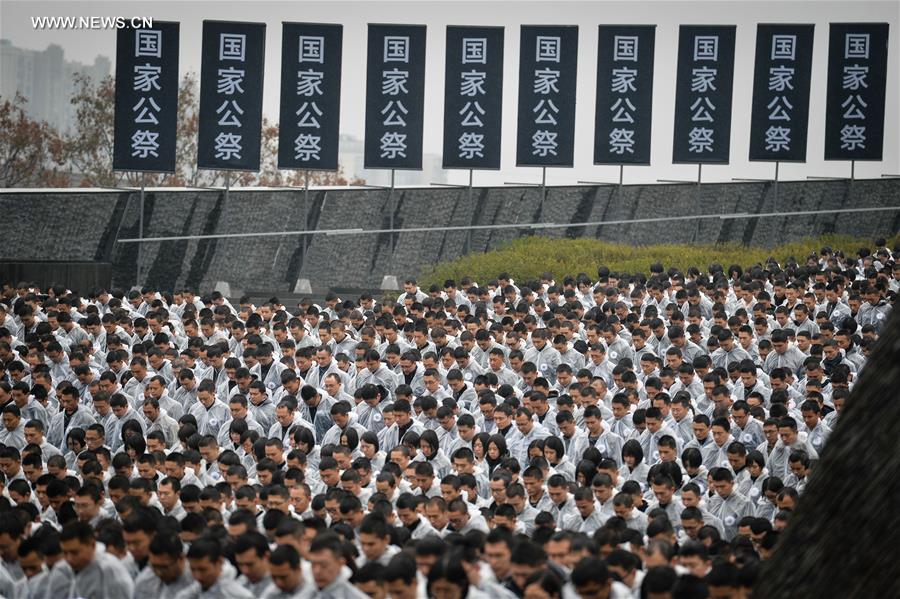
<box><xmin>1</xmin><ymin>179</ymin><xmax>897</xmax><ymax>291</ymax></box>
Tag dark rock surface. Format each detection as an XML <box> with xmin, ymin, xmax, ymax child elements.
<box><xmin>1</xmin><ymin>178</ymin><xmax>897</xmax><ymax>291</ymax></box>
<box><xmin>754</xmin><ymin>307</ymin><xmax>900</xmax><ymax>598</ymax></box>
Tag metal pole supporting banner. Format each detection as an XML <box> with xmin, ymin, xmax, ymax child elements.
<box><xmin>851</xmin><ymin>160</ymin><xmax>855</xmax><ymax>182</ymax></box>
<box><xmin>303</xmin><ymin>170</ymin><xmax>310</xmax><ymax>255</ymax></box>
<box><xmin>389</xmin><ymin>169</ymin><xmax>396</xmax><ymax>260</ymax></box>
<box><xmin>136</xmin><ymin>176</ymin><xmax>145</xmax><ymax>285</ymax></box>
<box><xmin>618</xmin><ymin>165</ymin><xmax>624</xmax><ymax>205</ymax></box>
<box><xmin>616</xmin><ymin>166</ymin><xmax>625</xmax><ymax>239</ymax></box>
<box><xmin>540</xmin><ymin>167</ymin><xmax>547</xmax><ymax>224</ymax></box>
<box><xmin>466</xmin><ymin>169</ymin><xmax>474</xmax><ymax>254</ymax></box>
<box><xmin>774</xmin><ymin>161</ymin><xmax>780</xmax><ymax>214</ymax></box>
<box><xmin>693</xmin><ymin>163</ymin><xmax>702</xmax><ymax>242</ymax></box>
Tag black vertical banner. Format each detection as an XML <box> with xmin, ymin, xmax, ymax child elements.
<box><xmin>442</xmin><ymin>26</ymin><xmax>504</xmax><ymax>170</ymax></box>
<box><xmin>278</xmin><ymin>23</ymin><xmax>343</xmax><ymax>171</ymax></box>
<box><xmin>749</xmin><ymin>24</ymin><xmax>815</xmax><ymax>162</ymax></box>
<box><xmin>113</xmin><ymin>22</ymin><xmax>180</xmax><ymax>172</ymax></box>
<box><xmin>824</xmin><ymin>23</ymin><xmax>889</xmax><ymax>161</ymax></box>
<box><xmin>594</xmin><ymin>25</ymin><xmax>655</xmax><ymax>165</ymax></box>
<box><xmin>364</xmin><ymin>24</ymin><xmax>427</xmax><ymax>170</ymax></box>
<box><xmin>672</xmin><ymin>25</ymin><xmax>736</xmax><ymax>164</ymax></box>
<box><xmin>197</xmin><ymin>21</ymin><xmax>266</xmax><ymax>171</ymax></box>
<box><xmin>516</xmin><ymin>26</ymin><xmax>579</xmax><ymax>167</ymax></box>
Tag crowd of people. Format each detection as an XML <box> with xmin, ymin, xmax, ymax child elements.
<box><xmin>0</xmin><ymin>239</ymin><xmax>896</xmax><ymax>599</ymax></box>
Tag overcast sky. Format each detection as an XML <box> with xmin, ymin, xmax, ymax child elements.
<box><xmin>2</xmin><ymin>0</ymin><xmax>898</xmax><ymax>185</ymax></box>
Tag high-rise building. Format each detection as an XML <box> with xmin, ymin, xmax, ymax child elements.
<box><xmin>338</xmin><ymin>134</ymin><xmax>447</xmax><ymax>186</ymax></box>
<box><xmin>0</xmin><ymin>39</ymin><xmax>111</xmax><ymax>132</ymax></box>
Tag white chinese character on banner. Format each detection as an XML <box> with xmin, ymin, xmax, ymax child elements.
<box><xmin>217</xmin><ymin>67</ymin><xmax>245</xmax><ymax>95</ymax></box>
<box><xmin>380</xmin><ymin>131</ymin><xmax>407</xmax><ymax>158</ymax></box>
<box><xmin>381</xmin><ymin>69</ymin><xmax>409</xmax><ymax>95</ymax></box>
<box><xmin>133</xmin><ymin>64</ymin><xmax>161</xmax><ymax>92</ymax></box>
<box><xmin>214</xmin><ymin>132</ymin><xmax>242</xmax><ymax>159</ymax></box>
<box><xmin>613</xmin><ymin>36</ymin><xmax>639</xmax><ymax>61</ymax></box>
<box><xmin>693</xmin><ymin>36</ymin><xmax>719</xmax><ymax>61</ymax></box>
<box><xmin>609</xmin><ymin>128</ymin><xmax>635</xmax><ymax>154</ymax></box>
<box><xmin>839</xmin><ymin>124</ymin><xmax>866</xmax><ymax>150</ymax></box>
<box><xmin>462</xmin><ymin>38</ymin><xmax>487</xmax><ymax>64</ymax></box>
<box><xmin>384</xmin><ymin>36</ymin><xmax>410</xmax><ymax>62</ymax></box>
<box><xmin>767</xmin><ymin>96</ymin><xmax>793</xmax><ymax>121</ymax></box>
<box><xmin>294</xmin><ymin>133</ymin><xmax>322</xmax><ymax>160</ymax></box>
<box><xmin>610</xmin><ymin>98</ymin><xmax>636</xmax><ymax>123</ymax></box>
<box><xmin>460</xmin><ymin>71</ymin><xmax>487</xmax><ymax>96</ymax></box>
<box><xmin>533</xmin><ymin>99</ymin><xmax>559</xmax><ymax>125</ymax></box>
<box><xmin>771</xmin><ymin>35</ymin><xmax>797</xmax><ymax>60</ymax></box>
<box><xmin>690</xmin><ymin>97</ymin><xmax>715</xmax><ymax>122</ymax></box>
<box><xmin>296</xmin><ymin>101</ymin><xmax>323</xmax><ymax>128</ymax></box>
<box><xmin>842</xmin><ymin>65</ymin><xmax>869</xmax><ymax>90</ymax></box>
<box><xmin>844</xmin><ymin>34</ymin><xmax>870</xmax><ymax>59</ymax></box>
<box><xmin>297</xmin><ymin>70</ymin><xmax>324</xmax><ymax>96</ymax></box>
<box><xmin>459</xmin><ymin>101</ymin><xmax>486</xmax><ymax>127</ymax></box>
<box><xmin>610</xmin><ymin>67</ymin><xmax>637</xmax><ymax>93</ymax></box>
<box><xmin>132</xmin><ymin>97</ymin><xmax>161</xmax><ymax>124</ymax></box>
<box><xmin>458</xmin><ymin>132</ymin><xmax>485</xmax><ymax>158</ymax></box>
<box><xmin>536</xmin><ymin>36</ymin><xmax>561</xmax><ymax>62</ymax></box>
<box><xmin>381</xmin><ymin>100</ymin><xmax>408</xmax><ymax>126</ymax></box>
<box><xmin>687</xmin><ymin>127</ymin><xmax>714</xmax><ymax>152</ymax></box>
<box><xmin>135</xmin><ymin>30</ymin><xmax>162</xmax><ymax>58</ymax></box>
<box><xmin>298</xmin><ymin>36</ymin><xmax>325</xmax><ymax>63</ymax></box>
<box><xmin>532</xmin><ymin>130</ymin><xmax>558</xmax><ymax>156</ymax></box>
<box><xmin>533</xmin><ymin>68</ymin><xmax>560</xmax><ymax>94</ymax></box>
<box><xmin>219</xmin><ymin>34</ymin><xmax>246</xmax><ymax>61</ymax></box>
<box><xmin>841</xmin><ymin>94</ymin><xmax>867</xmax><ymax>119</ymax></box>
<box><xmin>768</xmin><ymin>66</ymin><xmax>795</xmax><ymax>91</ymax></box>
<box><xmin>764</xmin><ymin>126</ymin><xmax>791</xmax><ymax>152</ymax></box>
<box><xmin>690</xmin><ymin>67</ymin><xmax>717</xmax><ymax>92</ymax></box>
<box><xmin>131</xmin><ymin>130</ymin><xmax>159</xmax><ymax>157</ymax></box>
<box><xmin>216</xmin><ymin>100</ymin><xmax>244</xmax><ymax>126</ymax></box>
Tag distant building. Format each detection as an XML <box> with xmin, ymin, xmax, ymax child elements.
<box><xmin>0</xmin><ymin>39</ymin><xmax>110</xmax><ymax>132</ymax></box>
<box><xmin>338</xmin><ymin>134</ymin><xmax>447</xmax><ymax>186</ymax></box>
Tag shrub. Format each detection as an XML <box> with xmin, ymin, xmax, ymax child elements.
<box><xmin>420</xmin><ymin>233</ymin><xmax>900</xmax><ymax>287</ymax></box>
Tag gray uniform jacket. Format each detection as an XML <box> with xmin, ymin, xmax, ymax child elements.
<box><xmin>133</xmin><ymin>563</ymin><xmax>195</xmax><ymax>599</ymax></box>
<box><xmin>173</xmin><ymin>577</ymin><xmax>255</xmax><ymax>599</ymax></box>
<box><xmin>43</xmin><ymin>549</ymin><xmax>135</xmax><ymax>599</ymax></box>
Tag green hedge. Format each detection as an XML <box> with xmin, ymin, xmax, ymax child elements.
<box><xmin>420</xmin><ymin>234</ymin><xmax>900</xmax><ymax>287</ymax></box>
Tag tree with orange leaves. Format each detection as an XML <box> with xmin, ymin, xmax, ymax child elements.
<box><xmin>0</xmin><ymin>93</ymin><xmax>69</xmax><ymax>188</ymax></box>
